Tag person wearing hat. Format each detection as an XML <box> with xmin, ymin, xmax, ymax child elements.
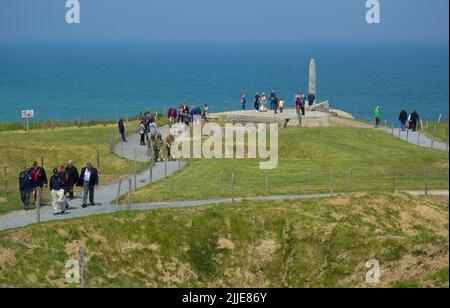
<box><xmin>49</xmin><ymin>168</ymin><xmax>66</xmax><ymax>215</ymax></box>
<box><xmin>65</xmin><ymin>160</ymin><xmax>79</xmax><ymax>200</ymax></box>
<box><xmin>77</xmin><ymin>162</ymin><xmax>99</xmax><ymax>208</ymax></box>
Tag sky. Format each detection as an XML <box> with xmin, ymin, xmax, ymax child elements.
<box><xmin>0</xmin><ymin>0</ymin><xmax>448</xmax><ymax>42</ymax></box>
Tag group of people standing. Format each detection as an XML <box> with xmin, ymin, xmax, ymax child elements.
<box><xmin>399</xmin><ymin>109</ymin><xmax>421</xmax><ymax>131</ymax></box>
<box><xmin>19</xmin><ymin>161</ymin><xmax>99</xmax><ymax>215</ymax></box>
<box><xmin>175</xmin><ymin>103</ymin><xmax>208</xmax><ymax>126</ymax></box>
<box><xmin>244</xmin><ymin>91</ymin><xmax>316</xmax><ymax>115</ymax></box>
<box><xmin>374</xmin><ymin>106</ymin><xmax>421</xmax><ymax>132</ymax></box>
<box><xmin>249</xmin><ymin>91</ymin><xmax>282</xmax><ymax>114</ymax></box>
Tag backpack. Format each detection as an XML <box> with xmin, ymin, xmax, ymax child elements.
<box><xmin>149</xmin><ymin>124</ymin><xmax>158</xmax><ymax>138</ymax></box>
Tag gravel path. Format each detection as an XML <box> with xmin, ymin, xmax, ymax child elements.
<box><xmin>1</xmin><ymin>190</ymin><xmax>447</xmax><ymax>231</ymax></box>
<box><xmin>383</xmin><ymin>126</ymin><xmax>449</xmax><ymax>152</ymax></box>
<box><xmin>0</xmin><ymin>125</ymin><xmax>187</xmax><ymax>231</ymax></box>
<box><xmin>1</xmin><ymin>119</ymin><xmax>448</xmax><ymax>231</ymax></box>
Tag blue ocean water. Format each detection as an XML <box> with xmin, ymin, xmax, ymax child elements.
<box><xmin>0</xmin><ymin>40</ymin><xmax>448</xmax><ymax>123</ymax></box>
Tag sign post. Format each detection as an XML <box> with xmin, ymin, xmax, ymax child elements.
<box><xmin>21</xmin><ymin>110</ymin><xmax>34</xmax><ymax>132</ymax></box>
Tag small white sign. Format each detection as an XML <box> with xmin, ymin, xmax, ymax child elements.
<box><xmin>21</xmin><ymin>110</ymin><xmax>34</xmax><ymax>119</ymax></box>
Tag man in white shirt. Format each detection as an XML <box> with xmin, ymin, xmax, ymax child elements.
<box><xmin>77</xmin><ymin>162</ymin><xmax>99</xmax><ymax>208</ymax></box>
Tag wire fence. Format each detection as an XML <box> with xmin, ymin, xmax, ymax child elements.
<box><xmin>121</xmin><ymin>163</ymin><xmax>449</xmax><ymax>205</ymax></box>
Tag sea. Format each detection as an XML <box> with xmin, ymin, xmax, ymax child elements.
<box><xmin>0</xmin><ymin>39</ymin><xmax>448</xmax><ymax>123</ymax></box>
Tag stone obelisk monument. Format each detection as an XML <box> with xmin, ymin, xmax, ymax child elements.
<box><xmin>309</xmin><ymin>59</ymin><xmax>316</xmax><ymax>96</ymax></box>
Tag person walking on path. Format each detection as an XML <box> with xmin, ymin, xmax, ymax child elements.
<box><xmin>31</xmin><ymin>161</ymin><xmax>47</xmax><ymax>203</ymax></box>
<box><xmin>165</xmin><ymin>133</ymin><xmax>175</xmax><ymax>161</ymax></box>
<box><xmin>254</xmin><ymin>93</ymin><xmax>260</xmax><ymax>111</ymax></box>
<box><xmin>374</xmin><ymin>106</ymin><xmax>381</xmax><ymax>128</ymax></box>
<box><xmin>118</xmin><ymin>119</ymin><xmax>127</xmax><ymax>142</ymax></box>
<box><xmin>49</xmin><ymin>168</ymin><xmax>66</xmax><ymax>215</ymax></box>
<box><xmin>138</xmin><ymin>119</ymin><xmax>146</xmax><ymax>146</ymax></box>
<box><xmin>65</xmin><ymin>160</ymin><xmax>79</xmax><ymax>200</ymax></box>
<box><xmin>241</xmin><ymin>92</ymin><xmax>247</xmax><ymax>110</ymax></box>
<box><xmin>77</xmin><ymin>162</ymin><xmax>99</xmax><ymax>208</ymax></box>
<box><xmin>399</xmin><ymin>109</ymin><xmax>408</xmax><ymax>131</ymax></box>
<box><xmin>410</xmin><ymin>110</ymin><xmax>420</xmax><ymax>132</ymax></box>
<box><xmin>155</xmin><ymin>133</ymin><xmax>165</xmax><ymax>162</ymax></box>
<box><xmin>19</xmin><ymin>165</ymin><xmax>33</xmax><ymax>211</ymax></box>
<box><xmin>274</xmin><ymin>96</ymin><xmax>280</xmax><ymax>114</ymax></box>
<box><xmin>168</xmin><ymin>107</ymin><xmax>177</xmax><ymax>127</ymax></box>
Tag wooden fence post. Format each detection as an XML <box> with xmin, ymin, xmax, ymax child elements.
<box><xmin>3</xmin><ymin>165</ymin><xmax>7</xmax><ymax>194</ymax></box>
<box><xmin>307</xmin><ymin>171</ymin><xmax>312</xmax><ymax>192</ymax></box>
<box><xmin>265</xmin><ymin>171</ymin><xmax>269</xmax><ymax>194</ymax></box>
<box><xmin>128</xmin><ymin>178</ymin><xmax>132</xmax><ymax>210</ymax></box>
<box><xmin>424</xmin><ymin>166</ymin><xmax>429</xmax><ymax>196</ymax></box>
<box><xmin>134</xmin><ymin>161</ymin><xmax>138</xmax><ymax>191</ymax></box>
<box><xmin>231</xmin><ymin>173</ymin><xmax>235</xmax><ymax>202</ymax></box>
<box><xmin>109</xmin><ymin>133</ymin><xmax>114</xmax><ymax>154</ymax></box>
<box><xmin>35</xmin><ymin>186</ymin><xmax>41</xmax><ymax>223</ymax></box>
<box><xmin>431</xmin><ymin>126</ymin><xmax>436</xmax><ymax>149</ymax></box>
<box><xmin>164</xmin><ymin>160</ymin><xmax>167</xmax><ymax>178</ymax></box>
<box><xmin>116</xmin><ymin>176</ymin><xmax>122</xmax><ymax>205</ymax></box>
<box><xmin>96</xmin><ymin>150</ymin><xmax>100</xmax><ymax>172</ymax></box>
<box><xmin>349</xmin><ymin>168</ymin><xmax>353</xmax><ymax>191</ymax></box>
<box><xmin>79</xmin><ymin>247</ymin><xmax>86</xmax><ymax>288</ymax></box>
<box><xmin>440</xmin><ymin>167</ymin><xmax>445</xmax><ymax>187</ymax></box>
<box><xmin>219</xmin><ymin>173</ymin><xmax>223</xmax><ymax>198</ymax></box>
<box><xmin>149</xmin><ymin>165</ymin><xmax>153</xmax><ymax>184</ymax></box>
<box><xmin>170</xmin><ymin>175</ymin><xmax>174</xmax><ymax>199</ymax></box>
<box><xmin>392</xmin><ymin>171</ymin><xmax>397</xmax><ymax>192</ymax></box>
<box><xmin>330</xmin><ymin>169</ymin><xmax>334</xmax><ymax>197</ymax></box>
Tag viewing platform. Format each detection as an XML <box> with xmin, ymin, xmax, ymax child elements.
<box><xmin>210</xmin><ymin>104</ymin><xmax>355</xmax><ymax>128</ymax></box>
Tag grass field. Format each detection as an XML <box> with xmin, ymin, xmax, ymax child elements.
<box><xmin>423</xmin><ymin>121</ymin><xmax>449</xmax><ymax>143</ymax></box>
<box><xmin>0</xmin><ymin>193</ymin><xmax>448</xmax><ymax>288</ymax></box>
<box><xmin>0</xmin><ymin>123</ymin><xmax>149</xmax><ymax>215</ymax></box>
<box><xmin>126</xmin><ymin>127</ymin><xmax>449</xmax><ymax>204</ymax></box>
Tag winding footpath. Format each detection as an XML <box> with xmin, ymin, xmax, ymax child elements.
<box><xmin>0</xmin><ymin>118</ymin><xmax>448</xmax><ymax>231</ymax></box>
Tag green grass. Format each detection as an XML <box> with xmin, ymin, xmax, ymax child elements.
<box><xmin>0</xmin><ymin>193</ymin><xmax>448</xmax><ymax>288</ymax></box>
<box><xmin>0</xmin><ymin>114</ymin><xmax>169</xmax><ymax>133</ymax></box>
<box><xmin>127</xmin><ymin>127</ymin><xmax>449</xmax><ymax>204</ymax></box>
<box><xmin>0</xmin><ymin>124</ymin><xmax>146</xmax><ymax>214</ymax></box>
<box><xmin>423</xmin><ymin>121</ymin><xmax>449</xmax><ymax>143</ymax></box>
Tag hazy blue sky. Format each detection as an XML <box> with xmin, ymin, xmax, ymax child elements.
<box><xmin>0</xmin><ymin>0</ymin><xmax>448</xmax><ymax>41</ymax></box>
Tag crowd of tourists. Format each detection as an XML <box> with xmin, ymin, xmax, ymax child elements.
<box><xmin>242</xmin><ymin>91</ymin><xmax>316</xmax><ymax>115</ymax></box>
<box><xmin>19</xmin><ymin>161</ymin><xmax>99</xmax><ymax>215</ymax></box>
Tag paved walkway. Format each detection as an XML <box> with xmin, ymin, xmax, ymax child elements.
<box><xmin>0</xmin><ymin>126</ymin><xmax>187</xmax><ymax>231</ymax></box>
<box><xmin>1</xmin><ymin>190</ymin><xmax>447</xmax><ymax>231</ymax></box>
<box><xmin>383</xmin><ymin>126</ymin><xmax>449</xmax><ymax>152</ymax></box>
<box><xmin>0</xmin><ymin>116</ymin><xmax>448</xmax><ymax>231</ymax></box>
